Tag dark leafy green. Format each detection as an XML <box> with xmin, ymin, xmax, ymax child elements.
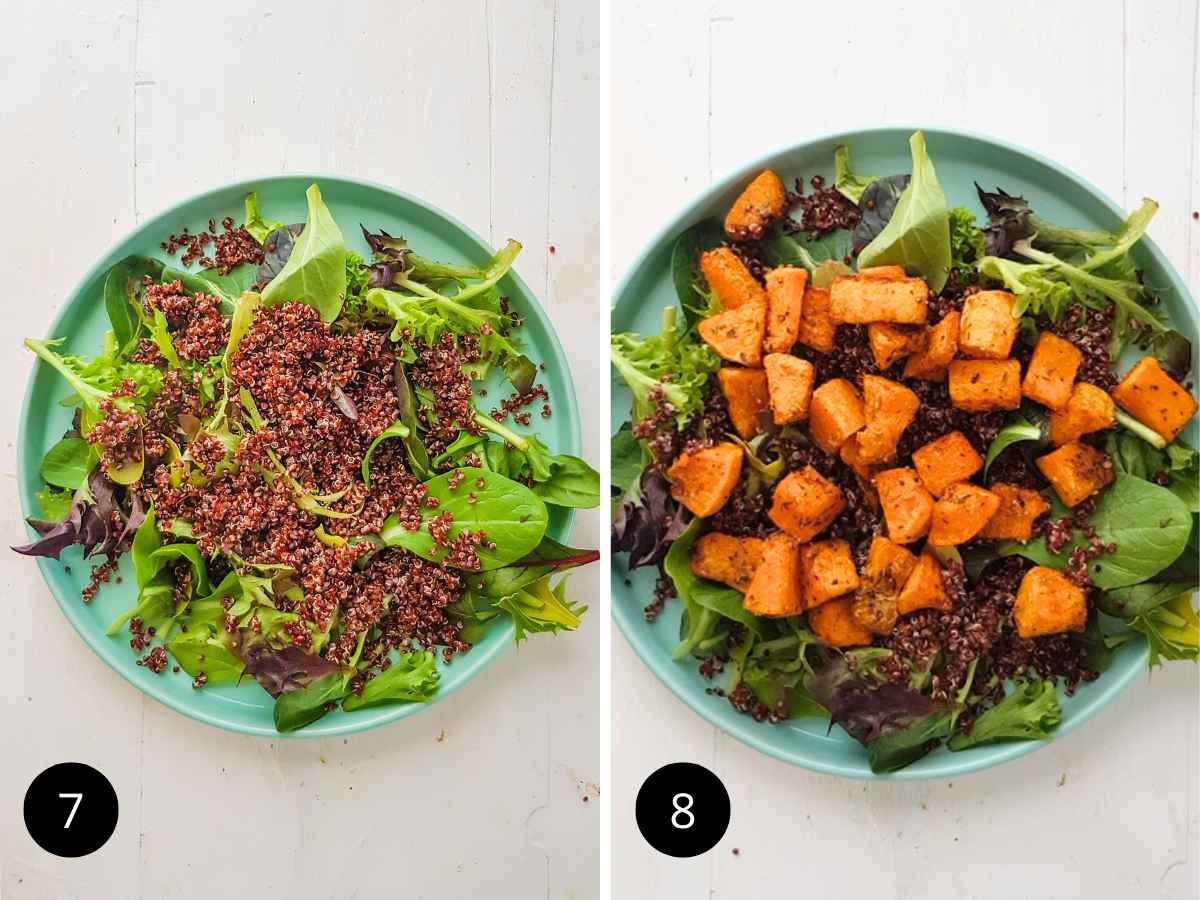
<box><xmin>40</xmin><ymin>437</ymin><xmax>92</xmax><ymax>490</ymax></box>
<box><xmin>852</xmin><ymin>175</ymin><xmax>909</xmax><ymax>252</ymax></box>
<box><xmin>465</xmin><ymin>535</ymin><xmax>600</xmax><ymax>598</ymax></box>
<box><xmin>947</xmin><ymin>680</ymin><xmax>1061</xmax><ymax>751</ymax></box>
<box><xmin>670</xmin><ymin>218</ymin><xmax>725</xmax><ymax>324</ymax></box>
<box><xmin>342</xmin><ymin>651</ymin><xmax>439</xmax><ymax>711</ymax></box>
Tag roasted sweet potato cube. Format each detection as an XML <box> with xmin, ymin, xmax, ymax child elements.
<box><xmin>897</xmin><ymin>551</ymin><xmax>951</xmax><ymax>616</ymax></box>
<box><xmin>743</xmin><ymin>531</ymin><xmax>804</xmax><ymax>617</ymax></box>
<box><xmin>799</xmin><ymin>539</ymin><xmax>860</xmax><ymax>609</ymax></box>
<box><xmin>838</xmin><ymin>434</ymin><xmax>878</xmax><ymax>479</ymax></box>
<box><xmin>979</xmin><ymin>483</ymin><xmax>1051</xmax><ymax>542</ymax></box>
<box><xmin>928</xmin><ymin>482</ymin><xmax>1001</xmax><ymax>546</ymax></box>
<box><xmin>1036</xmin><ymin>442</ymin><xmax>1115</xmax><ymax>508</ymax></box>
<box><xmin>718</xmin><ymin>367</ymin><xmax>770</xmax><ymax>438</ymax></box>
<box><xmin>851</xmin><ymin>536</ymin><xmax>918</xmax><ymax>635</ymax></box>
<box><xmin>830</xmin><ymin>275</ymin><xmax>928</xmax><ymax>325</ymax></box>
<box><xmin>958</xmin><ymin>290</ymin><xmax>1018</xmax><ymax>359</ymax></box>
<box><xmin>1112</xmin><ymin>356</ymin><xmax>1199</xmax><ymax>443</ymax></box>
<box><xmin>796</xmin><ymin>285</ymin><xmax>835</xmax><ymax>353</ymax></box>
<box><xmin>948</xmin><ymin>359</ymin><xmax>1022</xmax><ymax>412</ymax></box>
<box><xmin>724</xmin><ymin>170</ymin><xmax>787</xmax><ymax>241</ymax></box>
<box><xmin>698</xmin><ymin>300</ymin><xmax>766</xmax><ymax>366</ymax></box>
<box><xmin>1014</xmin><ymin>566</ymin><xmax>1087</xmax><ymax>638</ymax></box>
<box><xmin>768</xmin><ymin>466</ymin><xmax>846</xmax><ymax>541</ymax></box>
<box><xmin>700</xmin><ymin>246</ymin><xmax>767</xmax><ymax>311</ymax></box>
<box><xmin>667</xmin><ymin>442</ymin><xmax>743</xmax><ymax>517</ymax></box>
<box><xmin>809</xmin><ymin>378</ymin><xmax>866</xmax><ymax>454</ymax></box>
<box><xmin>868</xmin><ymin>323</ymin><xmax>924</xmax><ymax>370</ymax></box>
<box><xmin>763</xmin><ymin>267</ymin><xmax>808</xmax><ymax>353</ymax></box>
<box><xmin>1049</xmin><ymin>382</ymin><xmax>1116</xmax><ymax>446</ymax></box>
<box><xmin>690</xmin><ymin>532</ymin><xmax>766</xmax><ymax>592</ymax></box>
<box><xmin>859</xmin><ymin>265</ymin><xmax>907</xmax><ymax>280</ymax></box>
<box><xmin>1022</xmin><ymin>332</ymin><xmax>1082</xmax><ymax>410</ymax></box>
<box><xmin>903</xmin><ymin>310</ymin><xmax>959</xmax><ymax>381</ymax></box>
<box><xmin>810</xmin><ymin>597</ymin><xmax>874</xmax><ymax>648</ymax></box>
<box><xmin>911</xmin><ymin>430</ymin><xmax>983</xmax><ymax>497</ymax></box>
<box><xmin>857</xmin><ymin>374</ymin><xmax>920</xmax><ymax>464</ymax></box>
<box><xmin>874</xmin><ymin>467</ymin><xmax>934</xmax><ymax>544</ymax></box>
<box><xmin>763</xmin><ymin>353</ymin><xmax>815</xmax><ymax>424</ymax></box>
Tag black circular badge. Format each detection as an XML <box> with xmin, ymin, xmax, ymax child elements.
<box><xmin>23</xmin><ymin>763</ymin><xmax>118</xmax><ymax>857</ymax></box>
<box><xmin>635</xmin><ymin>762</ymin><xmax>730</xmax><ymax>857</ymax></box>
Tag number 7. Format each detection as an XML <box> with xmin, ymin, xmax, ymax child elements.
<box><xmin>59</xmin><ymin>793</ymin><xmax>82</xmax><ymax>829</ymax></box>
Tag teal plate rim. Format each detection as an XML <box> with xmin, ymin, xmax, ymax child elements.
<box><xmin>18</xmin><ymin>173</ymin><xmax>580</xmax><ymax>739</ymax></box>
<box><xmin>609</xmin><ymin>125</ymin><xmax>1198</xmax><ymax>780</ymax></box>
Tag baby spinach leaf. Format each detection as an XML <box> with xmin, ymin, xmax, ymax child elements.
<box><xmin>35</xmin><ymin>486</ymin><xmax>73</xmax><ymax>523</ymax></box>
<box><xmin>273</xmin><ymin>672</ymin><xmax>348</xmax><ymax>732</ymax></box>
<box><xmin>40</xmin><ymin>437</ymin><xmax>92</xmax><ymax>490</ymax></box>
<box><xmin>611</xmin><ymin>424</ymin><xmax>645</xmax><ymax>496</ymax></box>
<box><xmin>464</xmin><ymin>535</ymin><xmax>600</xmax><ymax>598</ymax></box>
<box><xmin>131</xmin><ymin>505</ymin><xmax>164</xmax><ymax>587</ymax></box>
<box><xmin>342</xmin><ymin>651</ymin><xmax>439</xmax><ymax>711</ymax></box>
<box><xmin>261</xmin><ymin>184</ymin><xmax>347</xmax><ymax>322</ymax></box>
<box><xmin>740</xmin><ymin>625</ymin><xmax>827</xmax><ymax>720</ymax></box>
<box><xmin>983</xmin><ymin>413</ymin><xmax>1043</xmax><ymax>478</ymax></box>
<box><xmin>257</xmin><ymin>224</ymin><xmax>303</xmax><ymax>283</ymax></box>
<box><xmin>102</xmin><ymin>256</ymin><xmax>160</xmax><ymax>353</ymax></box>
<box><xmin>243</xmin><ymin>192</ymin><xmax>284</xmax><ymax>244</ymax></box>
<box><xmin>361</xmin><ymin>420</ymin><xmax>410</xmax><ymax>486</ymax></box>
<box><xmin>670</xmin><ymin>217</ymin><xmax>725</xmax><ymax>324</ymax></box>
<box><xmin>148</xmin><ymin>543</ymin><xmax>211</xmax><ymax>597</ymax></box>
<box><xmin>393</xmin><ymin>362</ymin><xmax>433</xmax><ymax>479</ymax></box>
<box><xmin>1149</xmin><ymin>329</ymin><xmax>1192</xmax><ymax>379</ymax></box>
<box><xmin>1099</xmin><ymin>581</ymin><xmax>1197</xmax><ymax>619</ymax></box>
<box><xmin>833</xmin><ymin>143</ymin><xmax>878</xmax><ymax>204</ymax></box>
<box><xmin>495</xmin><ymin>574</ymin><xmax>587</xmax><ymax>643</ymax></box>
<box><xmin>760</xmin><ymin>225</ymin><xmax>852</xmax><ymax>274</ymax></box>
<box><xmin>947</xmin><ymin>680</ymin><xmax>1061</xmax><ymax>751</ymax></box>
<box><xmin>532</xmin><ymin>454</ymin><xmax>601</xmax><ymax>509</ymax></box>
<box><xmin>224</xmin><ymin>291</ymin><xmax>261</xmax><ymax>375</ymax></box>
<box><xmin>868</xmin><ymin>709</ymin><xmax>956</xmax><ymax>774</ymax></box>
<box><xmin>852</xmin><ymin>174</ymin><xmax>909</xmax><ymax>252</ymax></box>
<box><xmin>199</xmin><ymin>263</ymin><xmax>259</xmax><ymax>300</ymax></box>
<box><xmin>167</xmin><ymin>634</ymin><xmax>245</xmax><ymax>684</ymax></box>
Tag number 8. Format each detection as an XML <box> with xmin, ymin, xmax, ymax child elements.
<box><xmin>671</xmin><ymin>792</ymin><xmax>694</xmax><ymax>830</ymax></box>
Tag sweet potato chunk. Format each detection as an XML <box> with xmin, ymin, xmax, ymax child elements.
<box><xmin>903</xmin><ymin>310</ymin><xmax>959</xmax><ymax>381</ymax></box>
<box><xmin>958</xmin><ymin>290</ymin><xmax>1018</xmax><ymax>359</ymax></box>
<box><xmin>809</xmin><ymin>378</ymin><xmax>866</xmax><ymax>454</ymax></box>
<box><xmin>700</xmin><ymin>246</ymin><xmax>767</xmax><ymax>311</ymax></box>
<box><xmin>690</xmin><ymin>532</ymin><xmax>765</xmax><ymax>592</ymax></box>
<box><xmin>763</xmin><ymin>353</ymin><xmax>815</xmax><ymax>424</ymax></box>
<box><xmin>857</xmin><ymin>375</ymin><xmax>920</xmax><ymax>464</ymax></box>
<box><xmin>667</xmin><ymin>442</ymin><xmax>743</xmax><ymax>517</ymax></box>
<box><xmin>1022</xmin><ymin>332</ymin><xmax>1082</xmax><ymax>410</ymax></box>
<box><xmin>868</xmin><ymin>323</ymin><xmax>924</xmax><ymax>370</ymax></box>
<box><xmin>698</xmin><ymin>300</ymin><xmax>766</xmax><ymax>366</ymax></box>
<box><xmin>742</xmin><ymin>532</ymin><xmax>804</xmax><ymax>617</ymax></box>
<box><xmin>1036</xmin><ymin>442</ymin><xmax>1115</xmax><ymax>508</ymax></box>
<box><xmin>897</xmin><ymin>551</ymin><xmax>951</xmax><ymax>616</ymax></box>
<box><xmin>830</xmin><ymin>275</ymin><xmax>928</xmax><ymax>325</ymax></box>
<box><xmin>1049</xmin><ymin>382</ymin><xmax>1116</xmax><ymax>446</ymax></box>
<box><xmin>838</xmin><ymin>434</ymin><xmax>877</xmax><ymax>479</ymax></box>
<box><xmin>852</xmin><ymin>536</ymin><xmax>918</xmax><ymax>635</ymax></box>
<box><xmin>929</xmin><ymin>482</ymin><xmax>1001</xmax><ymax>546</ymax></box>
<box><xmin>859</xmin><ymin>265</ymin><xmax>907</xmax><ymax>280</ymax></box>
<box><xmin>810</xmin><ymin>597</ymin><xmax>874</xmax><ymax>648</ymax></box>
<box><xmin>763</xmin><ymin>267</ymin><xmax>807</xmax><ymax>353</ymax></box>
<box><xmin>874</xmin><ymin>467</ymin><xmax>934</xmax><ymax>544</ymax></box>
<box><xmin>948</xmin><ymin>359</ymin><xmax>1022</xmax><ymax>412</ymax></box>
<box><xmin>718</xmin><ymin>367</ymin><xmax>770</xmax><ymax>438</ymax></box>
<box><xmin>1112</xmin><ymin>356</ymin><xmax>1199</xmax><ymax>443</ymax></box>
<box><xmin>979</xmin><ymin>483</ymin><xmax>1050</xmax><ymax>542</ymax></box>
<box><xmin>724</xmin><ymin>170</ymin><xmax>787</xmax><ymax>241</ymax></box>
<box><xmin>1014</xmin><ymin>566</ymin><xmax>1087</xmax><ymax>638</ymax></box>
<box><xmin>768</xmin><ymin>466</ymin><xmax>846</xmax><ymax>541</ymax></box>
<box><xmin>796</xmin><ymin>285</ymin><xmax>835</xmax><ymax>353</ymax></box>
<box><xmin>799</xmin><ymin>539</ymin><xmax>860</xmax><ymax>609</ymax></box>
<box><xmin>911</xmin><ymin>431</ymin><xmax>983</xmax><ymax>497</ymax></box>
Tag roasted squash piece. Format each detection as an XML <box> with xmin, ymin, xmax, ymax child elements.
<box><xmin>796</xmin><ymin>285</ymin><xmax>836</xmax><ymax>353</ymax></box>
<box><xmin>851</xmin><ymin>536</ymin><xmax>918</xmax><ymax>635</ymax></box>
<box><xmin>724</xmin><ymin>170</ymin><xmax>787</xmax><ymax>241</ymax></box>
<box><xmin>868</xmin><ymin>323</ymin><xmax>925</xmax><ymax>370</ymax></box>
<box><xmin>698</xmin><ymin>300</ymin><xmax>766</xmax><ymax>366</ymax></box>
<box><xmin>743</xmin><ymin>531</ymin><xmax>804</xmax><ymax>617</ymax></box>
<box><xmin>718</xmin><ymin>367</ymin><xmax>770</xmax><ymax>438</ymax></box>
<box><xmin>911</xmin><ymin>430</ymin><xmax>983</xmax><ymax>497</ymax></box>
<box><xmin>829</xmin><ymin>275</ymin><xmax>928</xmax><ymax>324</ymax></box>
<box><xmin>1036</xmin><ymin>442</ymin><xmax>1115</xmax><ymax>508</ymax></box>
<box><xmin>859</xmin><ymin>265</ymin><xmax>907</xmax><ymax>280</ymax></box>
<box><xmin>667</xmin><ymin>442</ymin><xmax>743</xmax><ymax>517</ymax></box>
<box><xmin>958</xmin><ymin>290</ymin><xmax>1018</xmax><ymax>359</ymax></box>
<box><xmin>810</xmin><ymin>597</ymin><xmax>874</xmax><ymax>648</ymax></box>
<box><xmin>809</xmin><ymin>378</ymin><xmax>866</xmax><ymax>454</ymax></box>
<box><xmin>1049</xmin><ymin>382</ymin><xmax>1116</xmax><ymax>446</ymax></box>
<box><xmin>1112</xmin><ymin>356</ymin><xmax>1199</xmax><ymax>443</ymax></box>
<box><xmin>979</xmin><ymin>483</ymin><xmax>1050</xmax><ymax>542</ymax></box>
<box><xmin>857</xmin><ymin>374</ymin><xmax>919</xmax><ymax>464</ymax></box>
<box><xmin>874</xmin><ymin>467</ymin><xmax>934</xmax><ymax>544</ymax></box>
<box><xmin>699</xmin><ymin>246</ymin><xmax>767</xmax><ymax>311</ymax></box>
<box><xmin>799</xmin><ymin>539</ymin><xmax>860</xmax><ymax>609</ymax></box>
<box><xmin>1022</xmin><ymin>332</ymin><xmax>1081</xmax><ymax>410</ymax></box>
<box><xmin>948</xmin><ymin>359</ymin><xmax>1022</xmax><ymax>412</ymax></box>
<box><xmin>768</xmin><ymin>466</ymin><xmax>846</xmax><ymax>541</ymax></box>
<box><xmin>903</xmin><ymin>310</ymin><xmax>960</xmax><ymax>381</ymax></box>
<box><xmin>763</xmin><ymin>353</ymin><xmax>815</xmax><ymax>424</ymax></box>
<box><xmin>928</xmin><ymin>482</ymin><xmax>1001</xmax><ymax>546</ymax></box>
<box><xmin>839</xmin><ymin>434</ymin><xmax>878</xmax><ymax>479</ymax></box>
<box><xmin>690</xmin><ymin>532</ymin><xmax>766</xmax><ymax>592</ymax></box>
<box><xmin>763</xmin><ymin>267</ymin><xmax>808</xmax><ymax>354</ymax></box>
<box><xmin>1013</xmin><ymin>566</ymin><xmax>1087</xmax><ymax>637</ymax></box>
<box><xmin>897</xmin><ymin>551</ymin><xmax>952</xmax><ymax>616</ymax></box>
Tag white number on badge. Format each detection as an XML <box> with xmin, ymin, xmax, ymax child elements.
<box><xmin>670</xmin><ymin>792</ymin><xmax>694</xmax><ymax>830</ymax></box>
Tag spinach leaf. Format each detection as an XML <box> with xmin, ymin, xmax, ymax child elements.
<box><xmin>611</xmin><ymin>424</ymin><xmax>645</xmax><ymax>496</ymax></box>
<box><xmin>380</xmin><ymin>467</ymin><xmax>548</xmax><ymax>570</ymax></box>
<box><xmin>167</xmin><ymin>633</ymin><xmax>245</xmax><ymax>684</ymax></box>
<box><xmin>148</xmin><ymin>543</ymin><xmax>211</xmax><ymax>597</ymax></box>
<box><xmin>857</xmin><ymin>131</ymin><xmax>951</xmax><ymax>292</ymax></box>
<box><xmin>35</xmin><ymin>486</ymin><xmax>73</xmax><ymax>523</ymax></box>
<box><xmin>199</xmin><ymin>263</ymin><xmax>259</xmax><ymax>299</ymax></box>
<box><xmin>243</xmin><ymin>192</ymin><xmax>284</xmax><ymax>244</ymax></box>
<box><xmin>223</xmin><ymin>291</ymin><xmax>261</xmax><ymax>375</ymax></box>
<box><xmin>260</xmin><ymin>184</ymin><xmax>347</xmax><ymax>322</ymax></box>
<box><xmin>833</xmin><ymin>143</ymin><xmax>877</xmax><ymax>204</ymax></box>
<box><xmin>40</xmin><ymin>437</ymin><xmax>92</xmax><ymax>490</ymax></box>
<box><xmin>495</xmin><ymin>574</ymin><xmax>587</xmax><ymax>642</ymax></box>
<box><xmin>273</xmin><ymin>672</ymin><xmax>348</xmax><ymax>732</ymax></box>
<box><xmin>465</xmin><ymin>535</ymin><xmax>600</xmax><ymax>598</ymax></box>
<box><xmin>670</xmin><ymin>218</ymin><xmax>725</xmax><ymax>324</ymax></box>
<box><xmin>1108</xmin><ymin>589</ymin><xmax>1198</xmax><ymax>667</ymax></box>
<box><xmin>392</xmin><ymin>362</ymin><xmax>433</xmax><ymax>479</ymax></box>
<box><xmin>102</xmin><ymin>256</ymin><xmax>160</xmax><ymax>353</ymax></box>
<box><xmin>342</xmin><ymin>651</ymin><xmax>439</xmax><ymax>711</ymax></box>
<box><xmin>852</xmin><ymin>174</ymin><xmax>909</xmax><ymax>253</ymax></box>
<box><xmin>739</xmin><ymin>624</ymin><xmax>826</xmax><ymax>719</ymax></box>
<box><xmin>361</xmin><ymin>420</ymin><xmax>410</xmax><ymax>486</ymax></box>
<box><xmin>868</xmin><ymin>709</ymin><xmax>956</xmax><ymax>774</ymax></box>
<box><xmin>131</xmin><ymin>505</ymin><xmax>164</xmax><ymax>587</ymax></box>
<box><xmin>257</xmin><ymin>224</ymin><xmax>303</xmax><ymax>283</ymax></box>
<box><xmin>532</xmin><ymin>454</ymin><xmax>600</xmax><ymax>508</ymax></box>
<box><xmin>1149</xmin><ymin>329</ymin><xmax>1192</xmax><ymax>379</ymax></box>
<box><xmin>1099</xmin><ymin>581</ymin><xmax>1197</xmax><ymax>619</ymax></box>
<box><xmin>760</xmin><ymin>224</ymin><xmax>852</xmax><ymax>274</ymax></box>
<box><xmin>947</xmin><ymin>680</ymin><xmax>1061</xmax><ymax>751</ymax></box>
<box><xmin>983</xmin><ymin>412</ymin><xmax>1043</xmax><ymax>478</ymax></box>
<box><xmin>1109</xmin><ymin>432</ymin><xmax>1199</xmax><ymax>512</ymax></box>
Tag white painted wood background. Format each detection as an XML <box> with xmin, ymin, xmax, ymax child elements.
<box><xmin>611</xmin><ymin>1</ymin><xmax>1200</xmax><ymax>897</ymax></box>
<box><xmin>0</xmin><ymin>2</ymin><xmax>600</xmax><ymax>898</ymax></box>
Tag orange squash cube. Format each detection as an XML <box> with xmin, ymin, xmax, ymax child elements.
<box><xmin>903</xmin><ymin>310</ymin><xmax>960</xmax><ymax>381</ymax></box>
<box><xmin>810</xmin><ymin>597</ymin><xmax>874</xmax><ymax>648</ymax></box>
<box><xmin>718</xmin><ymin>367</ymin><xmax>770</xmax><ymax>438</ymax></box>
<box><xmin>851</xmin><ymin>536</ymin><xmax>918</xmax><ymax>635</ymax></box>
<box><xmin>958</xmin><ymin>290</ymin><xmax>1018</xmax><ymax>359</ymax></box>
<box><xmin>911</xmin><ymin>431</ymin><xmax>983</xmax><ymax>497</ymax></box>
<box><xmin>874</xmin><ymin>467</ymin><xmax>934</xmax><ymax>544</ymax></box>
<box><xmin>1013</xmin><ymin>566</ymin><xmax>1088</xmax><ymax>637</ymax></box>
<box><xmin>763</xmin><ymin>267</ymin><xmax>808</xmax><ymax>353</ymax></box>
<box><xmin>743</xmin><ymin>532</ymin><xmax>805</xmax><ymax>617</ymax></box>
<box><xmin>667</xmin><ymin>442</ymin><xmax>743</xmax><ymax>517</ymax></box>
<box><xmin>859</xmin><ymin>265</ymin><xmax>907</xmax><ymax>280</ymax></box>
<box><xmin>1036</xmin><ymin>442</ymin><xmax>1115</xmax><ymax>508</ymax></box>
<box><xmin>691</xmin><ymin>532</ymin><xmax>766</xmax><ymax>592</ymax></box>
<box><xmin>857</xmin><ymin>375</ymin><xmax>920</xmax><ymax>464</ymax></box>
<box><xmin>699</xmin><ymin>246</ymin><xmax>767</xmax><ymax>311</ymax></box>
<box><xmin>929</xmin><ymin>482</ymin><xmax>1001</xmax><ymax>546</ymax></box>
<box><xmin>830</xmin><ymin>275</ymin><xmax>928</xmax><ymax>324</ymax></box>
<box><xmin>796</xmin><ymin>285</ymin><xmax>836</xmax><ymax>353</ymax></box>
<box><xmin>1022</xmin><ymin>332</ymin><xmax>1082</xmax><ymax>410</ymax></box>
<box><xmin>698</xmin><ymin>301</ymin><xmax>766</xmax><ymax>367</ymax></box>
<box><xmin>799</xmin><ymin>539</ymin><xmax>860</xmax><ymax>609</ymax></box>
<box><xmin>1112</xmin><ymin>356</ymin><xmax>1199</xmax><ymax>443</ymax></box>
<box><xmin>948</xmin><ymin>359</ymin><xmax>1022</xmax><ymax>412</ymax></box>
<box><xmin>768</xmin><ymin>466</ymin><xmax>846</xmax><ymax>541</ymax></box>
<box><xmin>1049</xmin><ymin>382</ymin><xmax>1116</xmax><ymax>445</ymax></box>
<box><xmin>868</xmin><ymin>323</ymin><xmax>925</xmax><ymax>370</ymax></box>
<box><xmin>763</xmin><ymin>353</ymin><xmax>815</xmax><ymax>424</ymax></box>
<box><xmin>897</xmin><ymin>551</ymin><xmax>952</xmax><ymax>615</ymax></box>
<box><xmin>809</xmin><ymin>378</ymin><xmax>866</xmax><ymax>454</ymax></box>
<box><xmin>724</xmin><ymin>170</ymin><xmax>787</xmax><ymax>241</ymax></box>
<box><xmin>979</xmin><ymin>483</ymin><xmax>1051</xmax><ymax>542</ymax></box>
<box><xmin>839</xmin><ymin>434</ymin><xmax>878</xmax><ymax>479</ymax></box>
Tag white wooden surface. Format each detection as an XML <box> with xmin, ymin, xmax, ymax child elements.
<box><xmin>0</xmin><ymin>2</ymin><xmax>601</xmax><ymax>898</ymax></box>
<box><xmin>611</xmin><ymin>1</ymin><xmax>1200</xmax><ymax>897</ymax></box>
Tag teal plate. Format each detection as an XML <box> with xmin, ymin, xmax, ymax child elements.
<box><xmin>611</xmin><ymin>127</ymin><xmax>1198</xmax><ymax>779</ymax></box>
<box><xmin>18</xmin><ymin>175</ymin><xmax>580</xmax><ymax>738</ymax></box>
